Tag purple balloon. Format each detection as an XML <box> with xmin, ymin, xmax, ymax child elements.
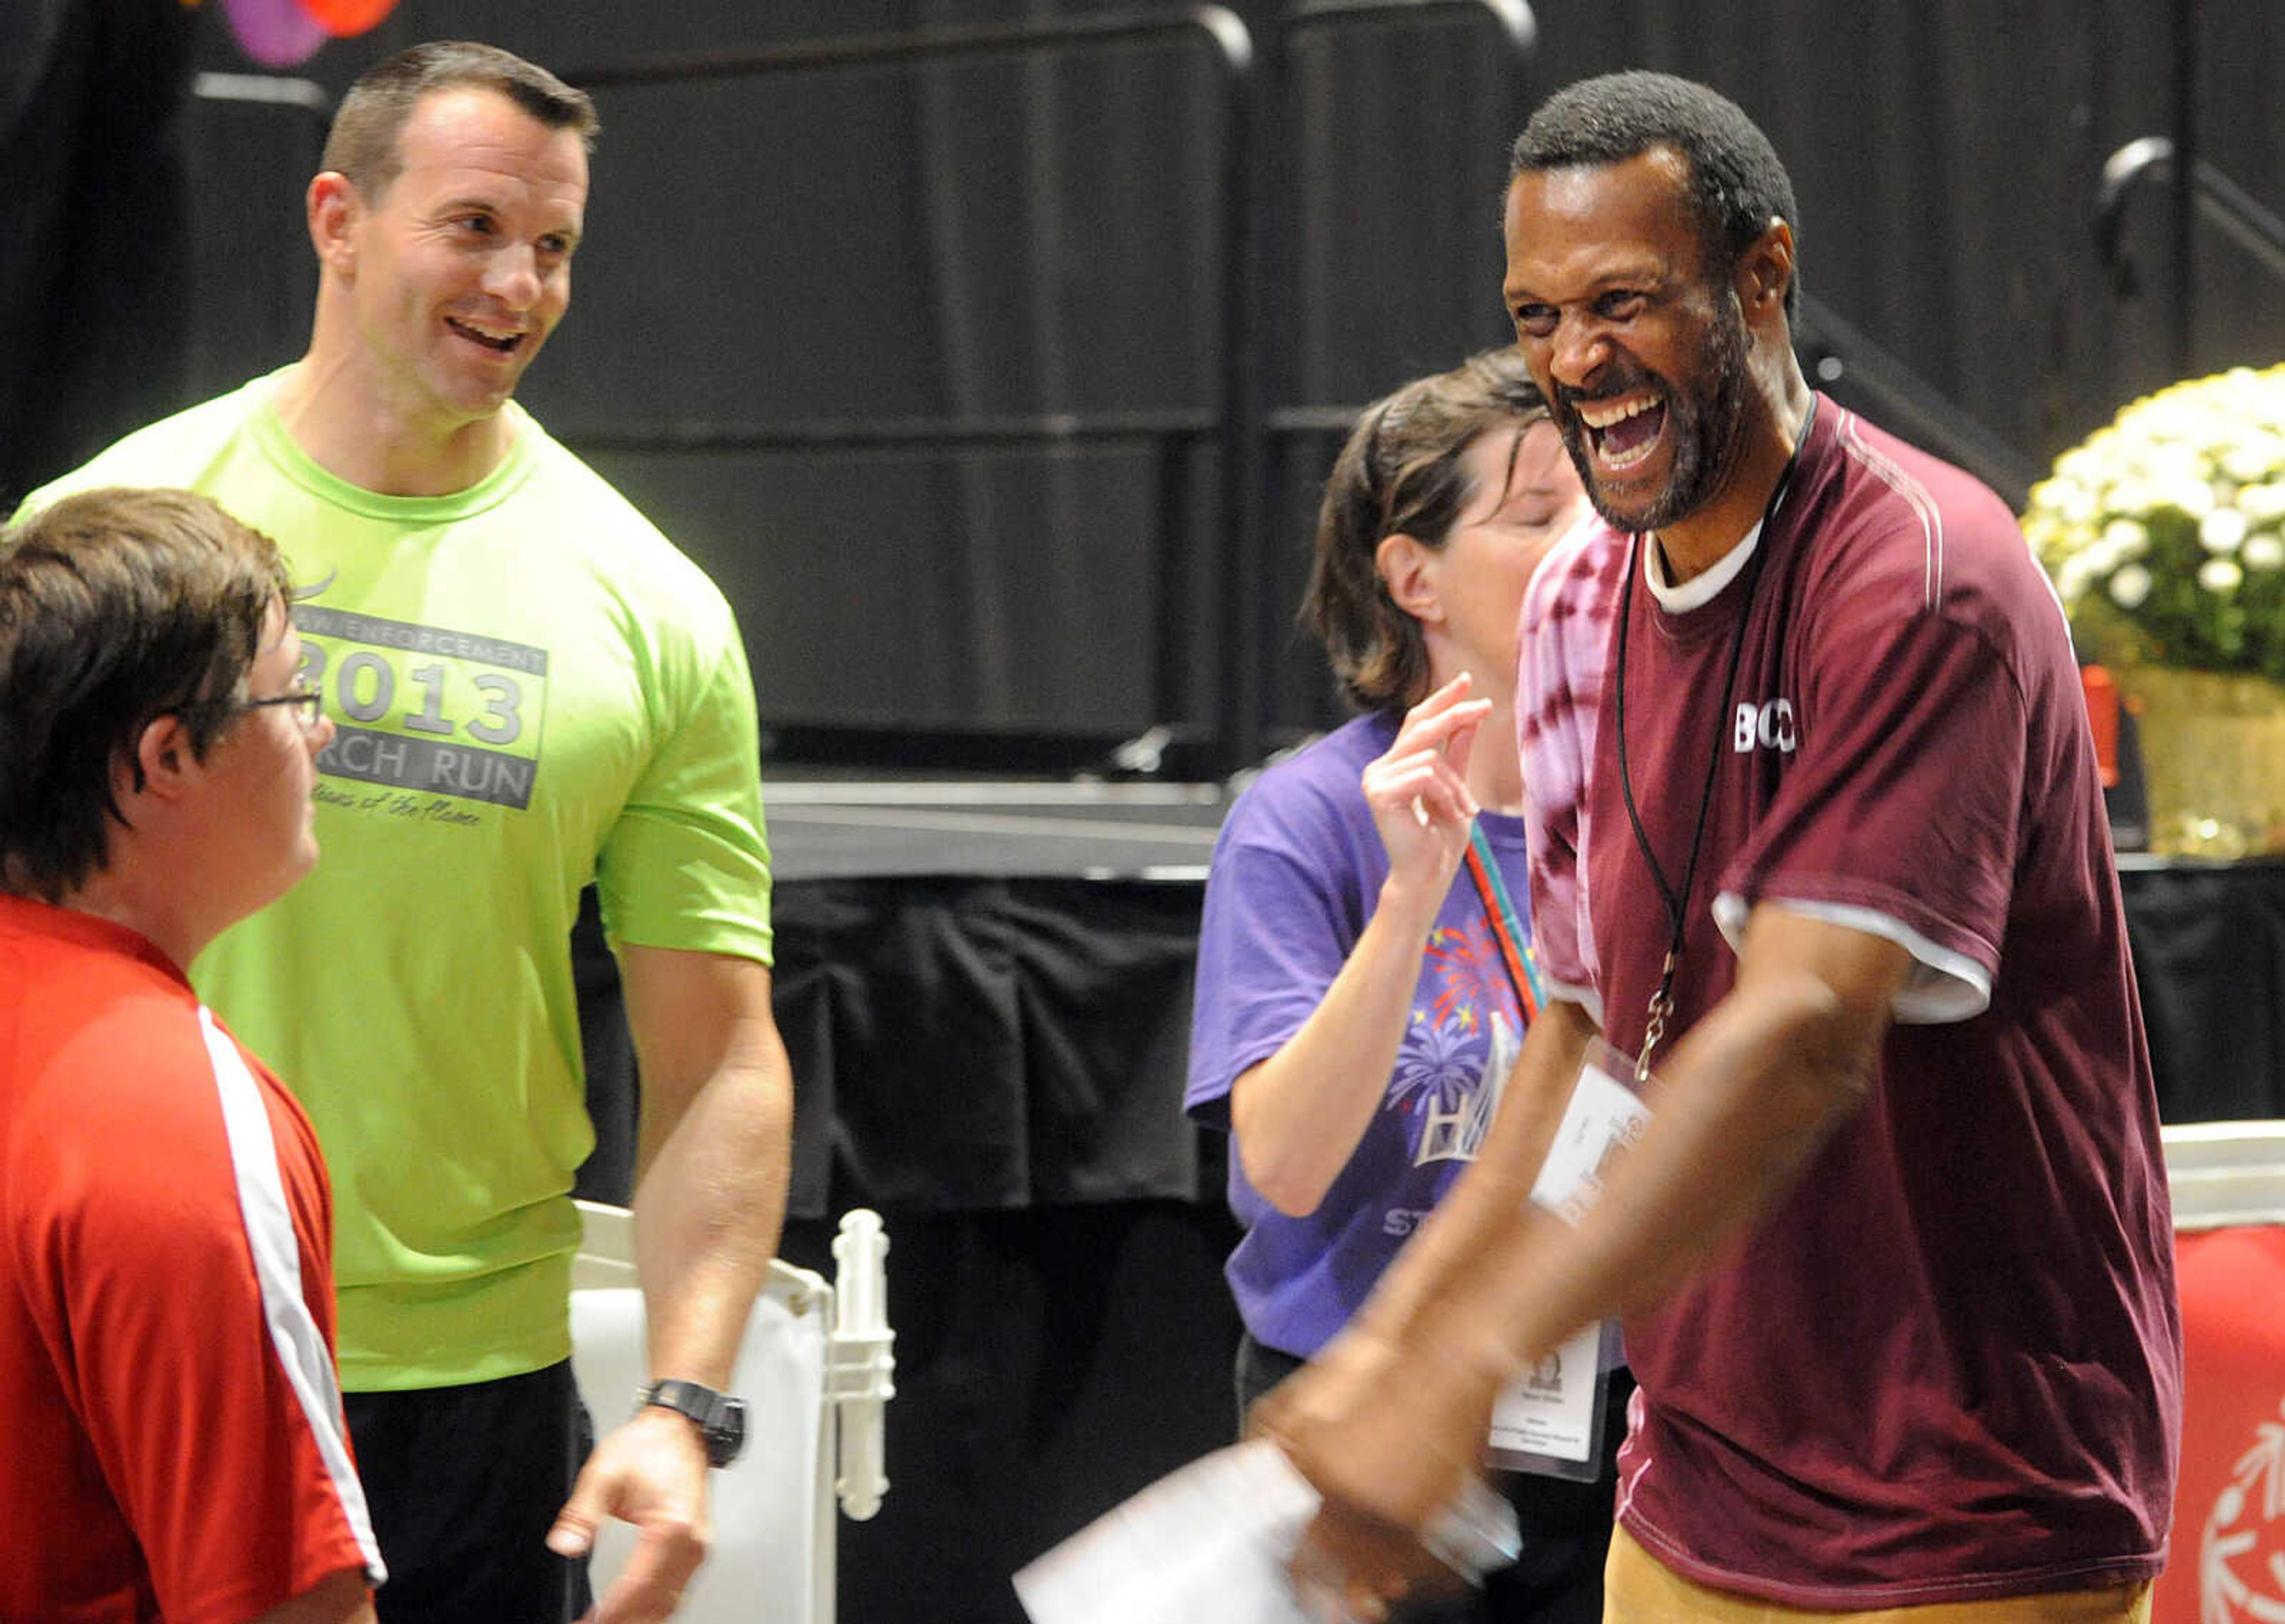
<box><xmin>221</xmin><ymin>0</ymin><xmax>328</xmax><ymax>67</ymax></box>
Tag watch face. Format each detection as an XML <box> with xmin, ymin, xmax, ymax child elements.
<box><xmin>643</xmin><ymin>1382</ymin><xmax>747</xmax><ymax>1467</ymax></box>
<box><xmin>709</xmin><ymin>1396</ymin><xmax>748</xmax><ymax>1466</ymax></box>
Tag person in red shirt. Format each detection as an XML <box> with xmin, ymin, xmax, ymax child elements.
<box><xmin>1259</xmin><ymin>71</ymin><xmax>2179</xmax><ymax>1622</ymax></box>
<box><xmin>1</xmin><ymin>486</ymin><xmax>383</xmax><ymax>1622</ymax></box>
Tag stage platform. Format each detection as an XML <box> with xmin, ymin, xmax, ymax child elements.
<box><xmin>759</xmin><ymin>776</ymin><xmax>1229</xmax><ymax>882</ymax></box>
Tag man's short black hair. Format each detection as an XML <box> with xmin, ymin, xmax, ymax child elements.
<box><xmin>323</xmin><ymin>40</ymin><xmax>597</xmax><ymax>202</ymax></box>
<box><xmin>1511</xmin><ymin>70</ymin><xmax>1800</xmax><ymax>318</ymax></box>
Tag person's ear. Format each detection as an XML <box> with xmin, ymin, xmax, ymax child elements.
<box><xmin>1375</xmin><ymin>532</ymin><xmax>1445</xmax><ymax>625</ymax></box>
<box><xmin>1736</xmin><ymin>217</ymin><xmax>1795</xmax><ymax>321</ymax></box>
<box><xmin>308</xmin><ymin>171</ymin><xmax>361</xmax><ymax>274</ymax></box>
<box><xmin>128</xmin><ymin>714</ymin><xmax>198</xmax><ymax>805</ymax></box>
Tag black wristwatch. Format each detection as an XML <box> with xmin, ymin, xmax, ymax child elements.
<box><xmin>636</xmin><ymin>1379</ymin><xmax>747</xmax><ymax>1467</ymax></box>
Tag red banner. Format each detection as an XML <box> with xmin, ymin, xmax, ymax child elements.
<box><xmin>2153</xmin><ymin>1225</ymin><xmax>2285</xmax><ymax>1623</ymax></box>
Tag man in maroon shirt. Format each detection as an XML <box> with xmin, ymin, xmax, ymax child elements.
<box><xmin>1259</xmin><ymin>70</ymin><xmax>2180</xmax><ymax>1621</ymax></box>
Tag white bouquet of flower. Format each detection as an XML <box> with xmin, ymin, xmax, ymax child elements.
<box><xmin>2022</xmin><ymin>363</ymin><xmax>2285</xmax><ymax>681</ymax></box>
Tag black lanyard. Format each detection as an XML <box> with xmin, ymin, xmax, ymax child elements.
<box><xmin>1611</xmin><ymin>400</ymin><xmax>1814</xmax><ymax>1083</ymax></box>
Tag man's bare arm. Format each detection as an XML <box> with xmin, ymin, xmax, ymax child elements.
<box><xmin>1265</xmin><ymin>906</ymin><xmax>1911</xmax><ymax>1533</ymax></box>
<box><xmin>1431</xmin><ymin>906</ymin><xmax>1910</xmax><ymax>1368</ymax></box>
<box><xmin>548</xmin><ymin>944</ymin><xmax>794</xmax><ymax>1622</ymax></box>
<box><xmin>619</xmin><ymin>946</ymin><xmax>793</xmax><ymax>1388</ymax></box>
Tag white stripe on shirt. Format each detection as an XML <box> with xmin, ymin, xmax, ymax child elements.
<box><xmin>1711</xmin><ymin>893</ymin><xmax>1993</xmax><ymax>1022</ymax></box>
<box><xmin>198</xmin><ymin>1007</ymin><xmax>386</xmax><ymax>1584</ymax></box>
<box><xmin>1836</xmin><ymin>411</ymin><xmax>1945</xmax><ymax>611</ymax></box>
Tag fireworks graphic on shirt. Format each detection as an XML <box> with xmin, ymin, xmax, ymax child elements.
<box><xmin>1388</xmin><ymin>1015</ymin><xmax>1483</xmax><ymax>1116</ymax></box>
<box><xmin>1380</xmin><ymin>922</ymin><xmax>1526</xmax><ymax>1160</ymax></box>
<box><xmin>1414</xmin><ymin>1011</ymin><xmax>1519</xmax><ymax>1166</ymax></box>
<box><xmin>1381</xmin><ymin>922</ymin><xmax>1528</xmax><ymax>1167</ymax></box>
<box><xmin>1425</xmin><ymin>919</ymin><xmax>1520</xmax><ymax>1031</ymax></box>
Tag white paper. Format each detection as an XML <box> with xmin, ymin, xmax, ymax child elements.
<box><xmin>1012</xmin><ymin>1442</ymin><xmax>1520</xmax><ymax>1624</ymax></box>
<box><xmin>1012</xmin><ymin>1442</ymin><xmax>1322</xmax><ymax>1624</ymax></box>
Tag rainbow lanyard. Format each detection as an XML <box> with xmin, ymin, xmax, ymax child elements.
<box><xmin>1463</xmin><ymin>821</ymin><xmax>1543</xmax><ymax>1025</ymax></box>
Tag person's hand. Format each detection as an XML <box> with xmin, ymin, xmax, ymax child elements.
<box><xmin>1289</xmin><ymin>1497</ymin><xmax>1471</xmax><ymax>1624</ymax></box>
<box><xmin>1245</xmin><ymin>1316</ymin><xmax>1401</xmax><ymax>1456</ymax></box>
<box><xmin>547</xmin><ymin>1406</ymin><xmax>714</xmax><ymax>1623</ymax></box>
<box><xmin>1362</xmin><ymin>675</ymin><xmax>1490</xmax><ymax>900</ymax></box>
<box><xmin>1248</xmin><ymin>1322</ymin><xmax>1501</xmax><ymax>1622</ymax></box>
<box><xmin>1248</xmin><ymin>1321</ymin><xmax>1489</xmax><ymax>1534</ymax></box>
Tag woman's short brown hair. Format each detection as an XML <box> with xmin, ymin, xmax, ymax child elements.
<box><xmin>1302</xmin><ymin>347</ymin><xmax>1551</xmax><ymax>712</ymax></box>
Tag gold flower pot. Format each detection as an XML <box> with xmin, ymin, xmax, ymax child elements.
<box><xmin>2120</xmin><ymin>666</ymin><xmax>2285</xmax><ymax>858</ymax></box>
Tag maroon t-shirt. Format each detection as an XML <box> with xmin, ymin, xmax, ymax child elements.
<box><xmin>1519</xmin><ymin>398</ymin><xmax>2181</xmax><ymax>1606</ymax></box>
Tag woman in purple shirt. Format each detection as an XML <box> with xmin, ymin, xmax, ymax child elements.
<box><xmin>1186</xmin><ymin>348</ymin><xmax>1621</xmax><ymax>1622</ymax></box>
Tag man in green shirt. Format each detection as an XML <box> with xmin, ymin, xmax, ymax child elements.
<box><xmin>23</xmin><ymin>41</ymin><xmax>794</xmax><ymax>1624</ymax></box>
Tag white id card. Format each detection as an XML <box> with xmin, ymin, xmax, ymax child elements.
<box><xmin>1485</xmin><ymin>1318</ymin><xmax>1607</xmax><ymax>1475</ymax></box>
<box><xmin>1484</xmin><ymin>1042</ymin><xmax>1650</xmax><ymax>1479</ymax></box>
<box><xmin>1527</xmin><ymin>1043</ymin><xmax>1651</xmax><ymax>1225</ymax></box>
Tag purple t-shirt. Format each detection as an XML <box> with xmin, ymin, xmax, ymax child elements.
<box><xmin>1187</xmin><ymin>712</ymin><xmax>1532</xmax><ymax>1357</ymax></box>
<box><xmin>1520</xmin><ymin>399</ymin><xmax>2182</xmax><ymax>1606</ymax></box>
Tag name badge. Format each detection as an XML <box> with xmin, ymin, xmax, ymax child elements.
<box><xmin>1485</xmin><ymin>1043</ymin><xmax>1649</xmax><ymax>1479</ymax></box>
<box><xmin>1529</xmin><ymin>1046</ymin><xmax>1651</xmax><ymax>1224</ymax></box>
<box><xmin>1486</xmin><ymin>1319</ymin><xmax>1606</xmax><ymax>1470</ymax></box>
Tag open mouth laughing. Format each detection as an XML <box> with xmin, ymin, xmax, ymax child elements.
<box><xmin>1577</xmin><ymin>392</ymin><xmax>1667</xmax><ymax>474</ymax></box>
<box><xmin>446</xmin><ymin>315</ymin><xmax>526</xmax><ymax>355</ymax></box>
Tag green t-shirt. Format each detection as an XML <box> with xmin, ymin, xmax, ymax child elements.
<box><xmin>23</xmin><ymin>371</ymin><xmax>775</xmax><ymax>1388</ymax></box>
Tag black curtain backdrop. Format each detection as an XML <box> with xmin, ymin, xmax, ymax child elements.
<box><xmin>0</xmin><ymin>0</ymin><xmax>201</xmax><ymax>504</ymax></box>
<box><xmin>8</xmin><ymin>0</ymin><xmax>2281</xmax><ymax>758</ymax></box>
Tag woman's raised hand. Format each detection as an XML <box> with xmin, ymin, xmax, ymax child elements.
<box><xmin>1361</xmin><ymin>674</ymin><xmax>1490</xmax><ymax>900</ymax></box>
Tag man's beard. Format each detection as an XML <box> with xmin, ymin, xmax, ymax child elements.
<box><xmin>1555</xmin><ymin>301</ymin><xmax>1754</xmax><ymax>536</ymax></box>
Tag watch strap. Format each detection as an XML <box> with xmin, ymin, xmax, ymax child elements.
<box><xmin>636</xmin><ymin>1378</ymin><xmax>746</xmax><ymax>1467</ymax></box>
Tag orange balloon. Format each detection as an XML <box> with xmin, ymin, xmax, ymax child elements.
<box><xmin>292</xmin><ymin>0</ymin><xmax>399</xmax><ymax>36</ymax></box>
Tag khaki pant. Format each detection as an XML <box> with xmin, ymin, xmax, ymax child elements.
<box><xmin>1604</xmin><ymin>1525</ymin><xmax>2153</xmax><ymax>1624</ymax></box>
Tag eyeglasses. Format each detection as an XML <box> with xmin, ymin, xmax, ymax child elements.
<box><xmin>243</xmin><ymin>684</ymin><xmax>327</xmax><ymax>731</ymax></box>
<box><xmin>173</xmin><ymin>682</ymin><xmax>326</xmax><ymax>733</ymax></box>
